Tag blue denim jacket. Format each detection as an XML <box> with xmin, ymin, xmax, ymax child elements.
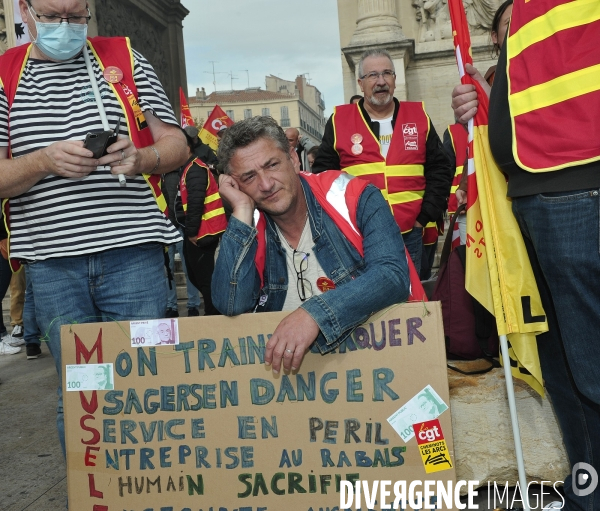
<box><xmin>211</xmin><ymin>178</ymin><xmax>410</xmax><ymax>353</ymax></box>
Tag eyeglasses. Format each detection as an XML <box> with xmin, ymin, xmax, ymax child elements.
<box><xmin>360</xmin><ymin>70</ymin><xmax>396</xmax><ymax>82</ymax></box>
<box><xmin>28</xmin><ymin>2</ymin><xmax>92</xmax><ymax>24</ymax></box>
<box><xmin>293</xmin><ymin>250</ymin><xmax>313</xmax><ymax>302</ymax></box>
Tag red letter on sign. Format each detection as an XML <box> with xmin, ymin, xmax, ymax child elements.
<box><xmin>80</xmin><ymin>415</ymin><xmax>100</xmax><ymax>445</ymax></box>
<box><xmin>92</xmin><ymin>506</ymin><xmax>108</xmax><ymax>511</ymax></box>
<box><xmin>79</xmin><ymin>391</ymin><xmax>98</xmax><ymax>414</ymax></box>
<box><xmin>88</xmin><ymin>473</ymin><xmax>103</xmax><ymax>498</ymax></box>
<box><xmin>75</xmin><ymin>330</ymin><xmax>103</xmax><ymax>364</ymax></box>
<box><xmin>85</xmin><ymin>445</ymin><xmax>100</xmax><ymax>466</ymax></box>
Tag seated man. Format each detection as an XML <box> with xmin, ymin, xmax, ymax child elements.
<box><xmin>212</xmin><ymin>116</ymin><xmax>410</xmax><ymax>374</ymax></box>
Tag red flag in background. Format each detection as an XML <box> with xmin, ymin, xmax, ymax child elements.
<box><xmin>179</xmin><ymin>87</ymin><xmax>194</xmax><ymax>128</ymax></box>
<box><xmin>199</xmin><ymin>105</ymin><xmax>234</xmax><ymax>151</ymax></box>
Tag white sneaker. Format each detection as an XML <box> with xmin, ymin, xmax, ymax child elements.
<box><xmin>3</xmin><ymin>333</ymin><xmax>24</xmax><ymax>347</ymax></box>
<box><xmin>543</xmin><ymin>502</ymin><xmax>564</xmax><ymax>510</ymax></box>
<box><xmin>5</xmin><ymin>325</ymin><xmax>25</xmax><ymax>346</ymax></box>
<box><xmin>0</xmin><ymin>340</ymin><xmax>21</xmax><ymax>355</ymax></box>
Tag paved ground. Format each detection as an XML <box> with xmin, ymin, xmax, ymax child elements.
<box><xmin>0</xmin><ymin>343</ymin><xmax>66</xmax><ymax>511</ymax></box>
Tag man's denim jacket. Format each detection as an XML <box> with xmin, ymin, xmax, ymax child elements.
<box><xmin>211</xmin><ymin>178</ymin><xmax>410</xmax><ymax>353</ymax></box>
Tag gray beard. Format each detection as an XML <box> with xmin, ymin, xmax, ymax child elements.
<box><xmin>366</xmin><ymin>91</ymin><xmax>392</xmax><ymax>107</ymax></box>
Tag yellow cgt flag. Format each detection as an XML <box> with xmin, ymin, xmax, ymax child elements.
<box><xmin>467</xmin><ymin>123</ymin><xmax>547</xmax><ymax>396</ymax></box>
<box><xmin>448</xmin><ymin>0</ymin><xmax>547</xmax><ymax>396</ymax></box>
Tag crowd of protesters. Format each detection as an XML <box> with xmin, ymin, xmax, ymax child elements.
<box><xmin>0</xmin><ymin>0</ymin><xmax>598</xmax><ymax>510</ymax></box>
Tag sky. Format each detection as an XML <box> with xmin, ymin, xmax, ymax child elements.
<box><xmin>180</xmin><ymin>0</ymin><xmax>345</xmax><ymax>117</ymax></box>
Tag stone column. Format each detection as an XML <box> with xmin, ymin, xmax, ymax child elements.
<box><xmin>348</xmin><ymin>0</ymin><xmax>405</xmax><ymax>47</ymax></box>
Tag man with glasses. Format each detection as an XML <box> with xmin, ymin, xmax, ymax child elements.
<box><xmin>0</xmin><ymin>0</ymin><xmax>187</xmax><ymax>456</ymax></box>
<box><xmin>312</xmin><ymin>48</ymin><xmax>452</xmax><ymax>275</ymax></box>
<box><xmin>213</xmin><ymin>116</ymin><xmax>411</xmax><ymax>375</ymax></box>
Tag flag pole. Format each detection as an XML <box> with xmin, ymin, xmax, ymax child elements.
<box><xmin>500</xmin><ymin>334</ymin><xmax>530</xmax><ymax>511</ymax></box>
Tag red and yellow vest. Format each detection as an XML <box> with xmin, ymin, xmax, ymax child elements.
<box><xmin>254</xmin><ymin>171</ymin><xmax>426</xmax><ymax>302</ymax></box>
<box><xmin>0</xmin><ymin>37</ymin><xmax>167</xmax><ymax>269</ymax></box>
<box><xmin>332</xmin><ymin>102</ymin><xmax>430</xmax><ymax>234</ymax></box>
<box><xmin>447</xmin><ymin>123</ymin><xmax>468</xmax><ymax>215</ymax></box>
<box><xmin>179</xmin><ymin>158</ymin><xmax>227</xmax><ymax>241</ymax></box>
<box><xmin>507</xmin><ymin>0</ymin><xmax>600</xmax><ymax>172</ymax></box>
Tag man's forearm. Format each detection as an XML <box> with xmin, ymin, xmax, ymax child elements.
<box><xmin>0</xmin><ymin>148</ymin><xmax>49</xmax><ymax>198</ymax></box>
<box><xmin>141</xmin><ymin>132</ymin><xmax>188</xmax><ymax>175</ymax></box>
<box><xmin>211</xmin><ymin>216</ymin><xmax>261</xmax><ymax>315</ymax></box>
<box><xmin>302</xmin><ymin>186</ymin><xmax>410</xmax><ymax>346</ymax></box>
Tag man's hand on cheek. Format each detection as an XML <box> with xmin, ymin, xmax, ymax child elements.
<box><xmin>218</xmin><ymin>173</ymin><xmax>255</xmax><ymax>225</ymax></box>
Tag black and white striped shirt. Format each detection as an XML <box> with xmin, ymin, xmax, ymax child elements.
<box><xmin>0</xmin><ymin>46</ymin><xmax>181</xmax><ymax>261</ymax></box>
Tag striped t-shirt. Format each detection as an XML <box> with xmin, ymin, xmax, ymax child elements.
<box><xmin>0</xmin><ymin>45</ymin><xmax>181</xmax><ymax>261</ymax></box>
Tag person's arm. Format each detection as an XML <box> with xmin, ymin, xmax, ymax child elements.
<box><xmin>299</xmin><ymin>135</ymin><xmax>316</xmax><ymax>152</ymax></box>
<box><xmin>300</xmin><ymin>185</ymin><xmax>410</xmax><ymax>346</ymax></box>
<box><xmin>442</xmin><ymin>128</ymin><xmax>457</xmax><ymax>169</ymax></box>
<box><xmin>211</xmin><ymin>215</ymin><xmax>261</xmax><ymax>315</ymax></box>
<box><xmin>184</xmin><ymin>164</ymin><xmax>209</xmax><ymax>242</ymax></box>
<box><xmin>416</xmin><ymin>123</ymin><xmax>453</xmax><ymax>227</ymax></box>
<box><xmin>211</xmin><ymin>172</ymin><xmax>260</xmax><ymax>315</ymax></box>
<box><xmin>99</xmin><ymin>110</ymin><xmax>188</xmax><ymax>176</ymax></box>
<box><xmin>0</xmin><ymin>144</ymin><xmax>99</xmax><ymax>197</ymax></box>
<box><xmin>311</xmin><ymin>116</ymin><xmax>340</xmax><ymax>174</ymax></box>
<box><xmin>97</xmin><ymin>50</ymin><xmax>188</xmax><ymax>175</ymax></box>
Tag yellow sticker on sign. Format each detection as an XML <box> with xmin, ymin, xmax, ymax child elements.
<box><xmin>413</xmin><ymin>419</ymin><xmax>453</xmax><ymax>474</ymax></box>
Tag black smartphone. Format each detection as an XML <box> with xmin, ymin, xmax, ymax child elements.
<box><xmin>84</xmin><ymin>119</ymin><xmax>120</xmax><ymax>159</ymax></box>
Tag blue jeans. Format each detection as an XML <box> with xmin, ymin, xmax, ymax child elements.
<box><xmin>0</xmin><ymin>255</ymin><xmax>11</xmax><ymax>336</ymax></box>
<box><xmin>166</xmin><ymin>229</ymin><xmax>200</xmax><ymax>310</ymax></box>
<box><xmin>27</xmin><ymin>243</ymin><xmax>167</xmax><ymax>457</ymax></box>
<box><xmin>23</xmin><ymin>266</ymin><xmax>41</xmax><ymax>346</ymax></box>
<box><xmin>403</xmin><ymin>226</ymin><xmax>423</xmax><ymax>276</ymax></box>
<box><xmin>512</xmin><ymin>190</ymin><xmax>600</xmax><ymax>511</ymax></box>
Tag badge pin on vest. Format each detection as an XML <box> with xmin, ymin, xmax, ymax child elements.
<box><xmin>103</xmin><ymin>66</ymin><xmax>123</xmax><ymax>84</ymax></box>
<box><xmin>317</xmin><ymin>277</ymin><xmax>336</xmax><ymax>293</ymax></box>
<box><xmin>351</xmin><ymin>133</ymin><xmax>363</xmax><ymax>144</ymax></box>
<box><xmin>351</xmin><ymin>143</ymin><xmax>363</xmax><ymax>155</ymax></box>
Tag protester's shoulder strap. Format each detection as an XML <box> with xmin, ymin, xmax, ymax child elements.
<box><xmin>87</xmin><ymin>36</ymin><xmax>134</xmax><ymax>80</ymax></box>
<box><xmin>0</xmin><ymin>44</ymin><xmax>32</xmax><ymax>107</ymax></box>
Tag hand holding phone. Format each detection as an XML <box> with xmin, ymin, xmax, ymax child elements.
<box><xmin>84</xmin><ymin>119</ymin><xmax>120</xmax><ymax>159</ymax></box>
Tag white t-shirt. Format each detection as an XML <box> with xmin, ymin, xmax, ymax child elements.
<box><xmin>275</xmin><ymin>218</ymin><xmax>327</xmax><ymax>311</ymax></box>
<box><xmin>0</xmin><ymin>46</ymin><xmax>181</xmax><ymax>261</ymax></box>
<box><xmin>377</xmin><ymin>115</ymin><xmax>394</xmax><ymax>158</ymax></box>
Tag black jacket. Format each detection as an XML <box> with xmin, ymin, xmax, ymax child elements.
<box><xmin>312</xmin><ymin>98</ymin><xmax>453</xmax><ymax>227</ymax></box>
<box><xmin>193</xmin><ymin>142</ymin><xmax>218</xmax><ymax>168</ymax></box>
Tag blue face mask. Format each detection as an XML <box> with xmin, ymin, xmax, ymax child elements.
<box><xmin>29</xmin><ymin>7</ymin><xmax>88</xmax><ymax>61</ymax></box>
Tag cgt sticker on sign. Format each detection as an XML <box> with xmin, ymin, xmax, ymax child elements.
<box><xmin>413</xmin><ymin>419</ymin><xmax>453</xmax><ymax>474</ymax></box>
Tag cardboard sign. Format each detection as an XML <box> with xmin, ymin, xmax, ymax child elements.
<box><xmin>62</xmin><ymin>302</ymin><xmax>455</xmax><ymax>510</ymax></box>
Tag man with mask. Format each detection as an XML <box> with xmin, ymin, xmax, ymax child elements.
<box><xmin>0</xmin><ymin>0</ymin><xmax>187</xmax><ymax>456</ymax></box>
<box><xmin>312</xmin><ymin>49</ymin><xmax>452</xmax><ymax>274</ymax></box>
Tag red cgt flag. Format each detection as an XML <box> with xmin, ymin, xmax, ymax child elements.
<box><xmin>179</xmin><ymin>87</ymin><xmax>194</xmax><ymax>128</ymax></box>
<box><xmin>199</xmin><ymin>105</ymin><xmax>234</xmax><ymax>151</ymax></box>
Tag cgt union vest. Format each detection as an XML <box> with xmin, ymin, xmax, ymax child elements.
<box><xmin>507</xmin><ymin>0</ymin><xmax>600</xmax><ymax>172</ymax></box>
<box><xmin>447</xmin><ymin>123</ymin><xmax>468</xmax><ymax>215</ymax></box>
<box><xmin>332</xmin><ymin>102</ymin><xmax>430</xmax><ymax>234</ymax></box>
<box><xmin>254</xmin><ymin>171</ymin><xmax>426</xmax><ymax>303</ymax></box>
<box><xmin>0</xmin><ymin>37</ymin><xmax>167</xmax><ymax>269</ymax></box>
<box><xmin>179</xmin><ymin>158</ymin><xmax>227</xmax><ymax>240</ymax></box>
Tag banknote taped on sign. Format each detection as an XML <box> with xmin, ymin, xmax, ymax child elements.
<box><xmin>61</xmin><ymin>302</ymin><xmax>456</xmax><ymax>510</ymax></box>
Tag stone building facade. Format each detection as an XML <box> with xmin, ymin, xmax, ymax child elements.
<box><xmin>337</xmin><ymin>0</ymin><xmax>502</xmax><ymax>130</ymax></box>
<box><xmin>0</xmin><ymin>0</ymin><xmax>188</xmax><ymax>113</ymax></box>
